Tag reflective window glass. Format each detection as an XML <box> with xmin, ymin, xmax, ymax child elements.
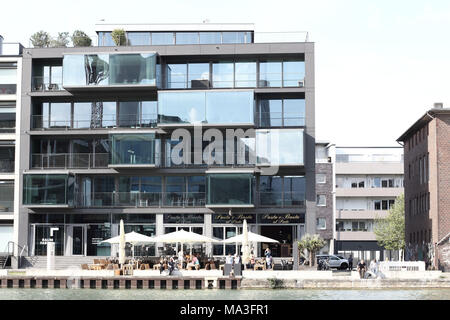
<box><xmin>259</xmin><ymin>61</ymin><xmax>282</xmax><ymax>87</ymax></box>
<box><xmin>199</xmin><ymin>32</ymin><xmax>221</xmax><ymax>44</ymax></box>
<box><xmin>188</xmin><ymin>63</ymin><xmax>210</xmax><ymax>89</ymax></box>
<box><xmin>118</xmin><ymin>101</ymin><xmax>140</xmax><ymax>127</ymax></box>
<box><xmin>283</xmin><ymin>99</ymin><xmax>305</xmax><ymax>126</ymax></box>
<box><xmin>167</xmin><ymin>64</ymin><xmax>187</xmax><ymax>89</ymax></box>
<box><xmin>212</xmin><ymin>62</ymin><xmax>234</xmax><ymax>88</ymax></box>
<box><xmin>256</xmin><ymin>129</ymin><xmax>304</xmax><ymax>165</ymax></box>
<box><xmin>23</xmin><ymin>174</ymin><xmax>72</xmax><ymax>205</ymax></box>
<box><xmin>258</xmin><ymin>99</ymin><xmax>282</xmax><ymax>127</ymax></box>
<box><xmin>127</xmin><ymin>32</ymin><xmax>151</xmax><ymax>45</ymax></box>
<box><xmin>235</xmin><ymin>62</ymin><xmax>256</xmax><ymax>87</ymax></box>
<box><xmin>0</xmin><ymin>68</ymin><xmax>17</xmax><ymax>94</ymax></box>
<box><xmin>158</xmin><ymin>91</ymin><xmax>206</xmax><ymax>124</ymax></box>
<box><xmin>73</xmin><ymin>102</ymin><xmax>92</xmax><ymax>129</ymax></box>
<box><xmin>109</xmin><ymin>53</ymin><xmax>156</xmax><ymax>85</ymax></box>
<box><xmin>101</xmin><ymin>102</ymin><xmax>117</xmax><ymax>128</ymax></box>
<box><xmin>110</xmin><ymin>134</ymin><xmax>158</xmax><ymax>165</ymax></box>
<box><xmin>259</xmin><ymin>176</ymin><xmax>282</xmax><ymax>206</ymax></box>
<box><xmin>283</xmin><ymin>61</ymin><xmax>305</xmax><ymax>87</ymax></box>
<box><xmin>207</xmin><ymin>174</ymin><xmax>253</xmax><ymax>205</ymax></box>
<box><xmin>151</xmin><ymin>32</ymin><xmax>174</xmax><ymax>45</ymax></box>
<box><xmin>0</xmin><ymin>104</ymin><xmax>15</xmax><ymax>133</ymax></box>
<box><xmin>222</xmin><ymin>32</ymin><xmax>245</xmax><ymax>43</ymax></box>
<box><xmin>98</xmin><ymin>32</ymin><xmax>115</xmax><ymax>46</ymax></box>
<box><xmin>205</xmin><ymin>91</ymin><xmax>253</xmax><ymax>124</ymax></box>
<box><xmin>175</xmin><ymin>32</ymin><xmax>199</xmax><ymax>45</ymax></box>
<box><xmin>49</xmin><ymin>103</ymin><xmax>71</xmax><ymax>129</ymax></box>
<box><xmin>141</xmin><ymin>101</ymin><xmax>158</xmax><ymax>127</ymax></box>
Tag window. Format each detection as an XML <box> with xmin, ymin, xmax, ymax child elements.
<box><xmin>98</xmin><ymin>32</ymin><xmax>114</xmax><ymax>46</ymax></box>
<box><xmin>212</xmin><ymin>62</ymin><xmax>234</xmax><ymax>88</ymax></box>
<box><xmin>151</xmin><ymin>32</ymin><xmax>174</xmax><ymax>45</ymax></box>
<box><xmin>0</xmin><ymin>144</ymin><xmax>14</xmax><ymax>173</ymax></box>
<box><xmin>259</xmin><ymin>61</ymin><xmax>282</xmax><ymax>87</ymax></box>
<box><xmin>256</xmin><ymin>129</ymin><xmax>304</xmax><ymax>165</ymax></box>
<box><xmin>235</xmin><ymin>62</ymin><xmax>256</xmax><ymax>87</ymax></box>
<box><xmin>207</xmin><ymin>173</ymin><xmax>253</xmax><ymax>206</ymax></box>
<box><xmin>222</xmin><ymin>32</ymin><xmax>245</xmax><ymax>44</ymax></box>
<box><xmin>23</xmin><ymin>174</ymin><xmax>74</xmax><ymax>206</ymax></box>
<box><xmin>126</xmin><ymin>32</ymin><xmax>150</xmax><ymax>45</ymax></box>
<box><xmin>316</xmin><ymin>195</ymin><xmax>326</xmax><ymax>206</ymax></box>
<box><xmin>199</xmin><ymin>32</ymin><xmax>221</xmax><ymax>44</ymax></box>
<box><xmin>188</xmin><ymin>63</ymin><xmax>210</xmax><ymax>88</ymax></box>
<box><xmin>110</xmin><ymin>134</ymin><xmax>159</xmax><ymax>165</ymax></box>
<box><xmin>282</xmin><ymin>61</ymin><xmax>305</xmax><ymax>87</ymax></box>
<box><xmin>0</xmin><ymin>67</ymin><xmax>17</xmax><ymax>94</ymax></box>
<box><xmin>316</xmin><ymin>174</ymin><xmax>326</xmax><ymax>184</ymax></box>
<box><xmin>258</xmin><ymin>99</ymin><xmax>305</xmax><ymax>127</ymax></box>
<box><xmin>0</xmin><ymin>181</ymin><xmax>14</xmax><ymax>212</ymax></box>
<box><xmin>205</xmin><ymin>91</ymin><xmax>253</xmax><ymax>124</ymax></box>
<box><xmin>164</xmin><ymin>176</ymin><xmax>186</xmax><ymax>206</ymax></box>
<box><xmin>167</xmin><ymin>64</ymin><xmax>187</xmax><ymax>89</ymax></box>
<box><xmin>316</xmin><ymin>218</ymin><xmax>326</xmax><ymax>230</ymax></box>
<box><xmin>0</xmin><ymin>102</ymin><xmax>15</xmax><ymax>133</ymax></box>
<box><xmin>175</xmin><ymin>32</ymin><xmax>199</xmax><ymax>45</ymax></box>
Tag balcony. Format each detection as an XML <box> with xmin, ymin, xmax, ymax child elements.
<box><xmin>76</xmin><ymin>192</ymin><xmax>206</xmax><ymax>208</ymax></box>
<box><xmin>31</xmin><ymin>76</ymin><xmax>63</xmax><ymax>92</ymax></box>
<box><xmin>336</xmin><ymin>210</ymin><xmax>390</xmax><ymax>220</ymax></box>
<box><xmin>335</xmin><ymin>231</ymin><xmax>377</xmax><ymax>241</ymax></box>
<box><xmin>31</xmin><ymin>153</ymin><xmax>109</xmax><ymax>169</ymax></box>
<box><xmin>335</xmin><ymin>187</ymin><xmax>403</xmax><ymax>198</ymax></box>
<box><xmin>31</xmin><ymin>114</ymin><xmax>158</xmax><ymax>131</ymax></box>
<box><xmin>109</xmin><ymin>134</ymin><xmax>160</xmax><ymax>168</ymax></box>
<box><xmin>164</xmin><ymin>151</ymin><xmax>256</xmax><ymax>168</ymax></box>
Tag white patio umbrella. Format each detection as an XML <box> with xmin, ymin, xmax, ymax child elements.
<box><xmin>241</xmin><ymin>219</ymin><xmax>251</xmax><ymax>264</ymax></box>
<box><xmin>119</xmin><ymin>219</ymin><xmax>126</xmax><ymax>265</ymax></box>
<box><xmin>101</xmin><ymin>231</ymin><xmax>155</xmax><ymax>259</ymax></box>
<box><xmin>148</xmin><ymin>229</ymin><xmax>221</xmax><ymax>257</ymax></box>
<box><xmin>222</xmin><ymin>231</ymin><xmax>280</xmax><ymax>244</ymax></box>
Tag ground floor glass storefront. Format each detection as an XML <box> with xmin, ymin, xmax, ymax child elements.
<box><xmin>28</xmin><ymin>212</ymin><xmax>305</xmax><ymax>258</ymax></box>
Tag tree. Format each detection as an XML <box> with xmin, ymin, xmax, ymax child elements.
<box><xmin>51</xmin><ymin>32</ymin><xmax>70</xmax><ymax>47</ymax></box>
<box><xmin>297</xmin><ymin>234</ymin><xmax>326</xmax><ymax>267</ymax></box>
<box><xmin>111</xmin><ymin>29</ymin><xmax>126</xmax><ymax>46</ymax></box>
<box><xmin>374</xmin><ymin>194</ymin><xmax>405</xmax><ymax>259</ymax></box>
<box><xmin>30</xmin><ymin>31</ymin><xmax>52</xmax><ymax>48</ymax></box>
<box><xmin>71</xmin><ymin>30</ymin><xmax>92</xmax><ymax>47</ymax></box>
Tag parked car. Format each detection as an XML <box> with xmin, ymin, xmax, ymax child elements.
<box><xmin>316</xmin><ymin>254</ymin><xmax>349</xmax><ymax>270</ymax></box>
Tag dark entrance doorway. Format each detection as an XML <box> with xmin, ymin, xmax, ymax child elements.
<box><xmin>260</xmin><ymin>225</ymin><xmax>293</xmax><ymax>257</ymax></box>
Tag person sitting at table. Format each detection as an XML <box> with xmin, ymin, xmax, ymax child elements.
<box><xmin>193</xmin><ymin>254</ymin><xmax>200</xmax><ymax>270</ymax></box>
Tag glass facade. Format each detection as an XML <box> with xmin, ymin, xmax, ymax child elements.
<box><xmin>63</xmin><ymin>53</ymin><xmax>157</xmax><ymax>87</ymax></box>
<box><xmin>258</xmin><ymin>98</ymin><xmax>305</xmax><ymax>127</ymax></box>
<box><xmin>207</xmin><ymin>173</ymin><xmax>253</xmax><ymax>206</ymax></box>
<box><xmin>0</xmin><ymin>145</ymin><xmax>14</xmax><ymax>173</ymax></box>
<box><xmin>256</xmin><ymin>129</ymin><xmax>304</xmax><ymax>165</ymax></box>
<box><xmin>158</xmin><ymin>90</ymin><xmax>254</xmax><ymax>124</ymax></box>
<box><xmin>283</xmin><ymin>61</ymin><xmax>305</xmax><ymax>87</ymax></box>
<box><xmin>127</xmin><ymin>32</ymin><xmax>151</xmax><ymax>45</ymax></box>
<box><xmin>110</xmin><ymin>134</ymin><xmax>160</xmax><ymax>165</ymax></box>
<box><xmin>23</xmin><ymin>174</ymin><xmax>74</xmax><ymax>206</ymax></box>
<box><xmin>0</xmin><ymin>102</ymin><xmax>15</xmax><ymax>133</ymax></box>
<box><xmin>259</xmin><ymin>61</ymin><xmax>282</xmax><ymax>87</ymax></box>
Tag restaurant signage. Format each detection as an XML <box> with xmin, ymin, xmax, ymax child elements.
<box><xmin>163</xmin><ymin>214</ymin><xmax>204</xmax><ymax>224</ymax></box>
<box><xmin>212</xmin><ymin>213</ymin><xmax>256</xmax><ymax>224</ymax></box>
<box><xmin>258</xmin><ymin>213</ymin><xmax>304</xmax><ymax>224</ymax></box>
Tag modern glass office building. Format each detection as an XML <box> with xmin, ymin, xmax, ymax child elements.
<box><xmin>16</xmin><ymin>23</ymin><xmax>315</xmax><ymax>266</ymax></box>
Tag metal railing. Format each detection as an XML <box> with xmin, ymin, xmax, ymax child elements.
<box><xmin>165</xmin><ymin>151</ymin><xmax>256</xmax><ymax>168</ymax></box>
<box><xmin>31</xmin><ymin>153</ymin><xmax>109</xmax><ymax>169</ymax></box>
<box><xmin>256</xmin><ymin>112</ymin><xmax>305</xmax><ymax>127</ymax></box>
<box><xmin>76</xmin><ymin>191</ymin><xmax>206</xmax><ymax>208</ymax></box>
<box><xmin>31</xmin><ymin>76</ymin><xmax>63</xmax><ymax>92</ymax></box>
<box><xmin>31</xmin><ymin>114</ymin><xmax>158</xmax><ymax>130</ymax></box>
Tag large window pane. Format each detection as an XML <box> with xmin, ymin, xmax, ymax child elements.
<box><xmin>0</xmin><ymin>181</ymin><xmax>14</xmax><ymax>212</ymax></box>
<box><xmin>207</xmin><ymin>174</ymin><xmax>253</xmax><ymax>205</ymax></box>
<box><xmin>256</xmin><ymin>129</ymin><xmax>304</xmax><ymax>165</ymax></box>
<box><xmin>259</xmin><ymin>176</ymin><xmax>282</xmax><ymax>206</ymax></box>
<box><xmin>0</xmin><ymin>104</ymin><xmax>15</xmax><ymax>133</ymax></box>
<box><xmin>63</xmin><ymin>54</ymin><xmax>109</xmax><ymax>86</ymax></box>
<box><xmin>283</xmin><ymin>61</ymin><xmax>305</xmax><ymax>87</ymax></box>
<box><xmin>49</xmin><ymin>103</ymin><xmax>71</xmax><ymax>129</ymax></box>
<box><xmin>235</xmin><ymin>62</ymin><xmax>256</xmax><ymax>87</ymax></box>
<box><xmin>165</xmin><ymin>176</ymin><xmax>185</xmax><ymax>206</ymax></box>
<box><xmin>73</xmin><ymin>102</ymin><xmax>92</xmax><ymax>129</ymax></box>
<box><xmin>158</xmin><ymin>91</ymin><xmax>206</xmax><ymax>124</ymax></box>
<box><xmin>175</xmin><ymin>32</ymin><xmax>199</xmax><ymax>45</ymax></box>
<box><xmin>283</xmin><ymin>176</ymin><xmax>306</xmax><ymax>206</ymax></box>
<box><xmin>212</xmin><ymin>62</ymin><xmax>234</xmax><ymax>88</ymax></box>
<box><xmin>98</xmin><ymin>32</ymin><xmax>114</xmax><ymax>46</ymax></box>
<box><xmin>0</xmin><ymin>145</ymin><xmax>14</xmax><ymax>173</ymax></box>
<box><xmin>258</xmin><ymin>99</ymin><xmax>282</xmax><ymax>127</ymax></box>
<box><xmin>188</xmin><ymin>63</ymin><xmax>210</xmax><ymax>88</ymax></box>
<box><xmin>222</xmin><ymin>32</ymin><xmax>245</xmax><ymax>44</ymax></box>
<box><xmin>205</xmin><ymin>91</ymin><xmax>253</xmax><ymax>124</ymax></box>
<box><xmin>151</xmin><ymin>32</ymin><xmax>174</xmax><ymax>45</ymax></box>
<box><xmin>101</xmin><ymin>102</ymin><xmax>117</xmax><ymax>128</ymax></box>
<box><xmin>127</xmin><ymin>32</ymin><xmax>151</xmax><ymax>45</ymax></box>
<box><xmin>187</xmin><ymin>176</ymin><xmax>206</xmax><ymax>206</ymax></box>
<box><xmin>0</xmin><ymin>69</ymin><xmax>17</xmax><ymax>94</ymax></box>
<box><xmin>118</xmin><ymin>101</ymin><xmax>139</xmax><ymax>127</ymax></box>
<box><xmin>167</xmin><ymin>64</ymin><xmax>187</xmax><ymax>89</ymax></box>
<box><xmin>23</xmin><ymin>174</ymin><xmax>72</xmax><ymax>205</ymax></box>
<box><xmin>111</xmin><ymin>134</ymin><xmax>159</xmax><ymax>165</ymax></box>
<box><xmin>199</xmin><ymin>32</ymin><xmax>221</xmax><ymax>44</ymax></box>
<box><xmin>259</xmin><ymin>61</ymin><xmax>282</xmax><ymax>87</ymax></box>
<box><xmin>141</xmin><ymin>101</ymin><xmax>158</xmax><ymax>127</ymax></box>
<box><xmin>282</xmin><ymin>99</ymin><xmax>305</xmax><ymax>126</ymax></box>
<box><xmin>109</xmin><ymin>53</ymin><xmax>156</xmax><ymax>85</ymax></box>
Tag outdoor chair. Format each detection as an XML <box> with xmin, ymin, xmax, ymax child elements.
<box><xmin>113</xmin><ymin>264</ymin><xmax>119</xmax><ymax>270</ymax></box>
<box><xmin>93</xmin><ymin>259</ymin><xmax>100</xmax><ymax>264</ymax></box>
<box><xmin>81</xmin><ymin>264</ymin><xmax>89</xmax><ymax>270</ymax></box>
<box><xmin>106</xmin><ymin>264</ymin><xmax>113</xmax><ymax>270</ymax></box>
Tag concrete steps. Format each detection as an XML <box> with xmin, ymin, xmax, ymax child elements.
<box><xmin>22</xmin><ymin>256</ymin><xmax>109</xmax><ymax>270</ymax></box>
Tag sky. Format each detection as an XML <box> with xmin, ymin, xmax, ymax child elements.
<box><xmin>2</xmin><ymin>0</ymin><xmax>450</xmax><ymax>146</ymax></box>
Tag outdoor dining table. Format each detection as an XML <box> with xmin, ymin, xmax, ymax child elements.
<box><xmin>88</xmin><ymin>264</ymin><xmax>103</xmax><ymax>270</ymax></box>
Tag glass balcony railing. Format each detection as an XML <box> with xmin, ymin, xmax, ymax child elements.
<box><xmin>259</xmin><ymin>191</ymin><xmax>305</xmax><ymax>208</ymax></box>
<box><xmin>31</xmin><ymin>76</ymin><xmax>63</xmax><ymax>92</ymax></box>
<box><xmin>31</xmin><ymin>153</ymin><xmax>109</xmax><ymax>169</ymax></box>
<box><xmin>31</xmin><ymin>114</ymin><xmax>158</xmax><ymax>130</ymax></box>
<box><xmin>76</xmin><ymin>192</ymin><xmax>206</xmax><ymax>208</ymax></box>
<box><xmin>164</xmin><ymin>151</ymin><xmax>256</xmax><ymax>168</ymax></box>
<box><xmin>256</xmin><ymin>112</ymin><xmax>305</xmax><ymax>127</ymax></box>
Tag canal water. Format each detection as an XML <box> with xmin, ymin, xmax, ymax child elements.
<box><xmin>0</xmin><ymin>288</ymin><xmax>450</xmax><ymax>300</ymax></box>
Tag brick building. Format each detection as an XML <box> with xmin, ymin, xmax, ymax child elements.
<box><xmin>397</xmin><ymin>104</ymin><xmax>450</xmax><ymax>271</ymax></box>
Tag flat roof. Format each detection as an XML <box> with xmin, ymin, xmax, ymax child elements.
<box><xmin>95</xmin><ymin>23</ymin><xmax>255</xmax><ymax>32</ymax></box>
<box><xmin>397</xmin><ymin>108</ymin><xmax>450</xmax><ymax>142</ymax></box>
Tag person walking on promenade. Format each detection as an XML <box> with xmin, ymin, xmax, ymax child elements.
<box><xmin>264</xmin><ymin>247</ymin><xmax>271</xmax><ymax>258</ymax></box>
<box><xmin>168</xmin><ymin>257</ymin><xmax>175</xmax><ymax>276</ymax></box>
<box><xmin>357</xmin><ymin>259</ymin><xmax>366</xmax><ymax>279</ymax></box>
<box><xmin>348</xmin><ymin>254</ymin><xmax>353</xmax><ymax>271</ymax></box>
<box><xmin>159</xmin><ymin>257</ymin><xmax>165</xmax><ymax>274</ymax></box>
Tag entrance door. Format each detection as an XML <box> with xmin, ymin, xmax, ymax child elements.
<box><xmin>72</xmin><ymin>226</ymin><xmax>84</xmax><ymax>255</ymax></box>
